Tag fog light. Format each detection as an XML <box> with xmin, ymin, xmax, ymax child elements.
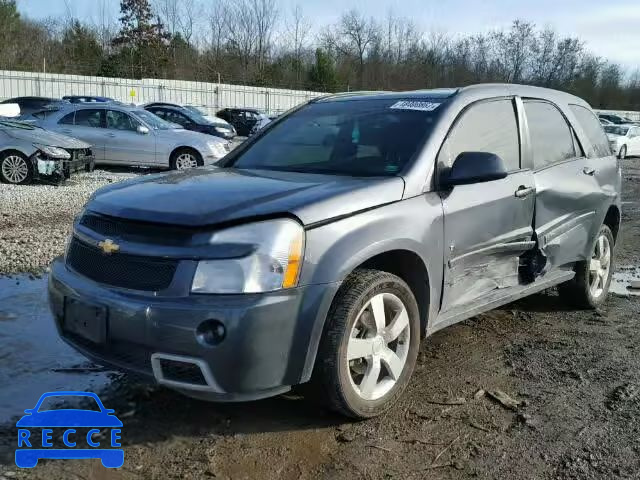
<box><xmin>196</xmin><ymin>320</ymin><xmax>226</xmax><ymax>346</ymax></box>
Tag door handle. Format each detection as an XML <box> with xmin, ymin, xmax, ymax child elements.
<box><xmin>515</xmin><ymin>186</ymin><xmax>536</xmax><ymax>198</ymax></box>
<box><xmin>106</xmin><ymin>133</ymin><xmax>116</xmax><ymax>138</ymax></box>
<box><xmin>61</xmin><ymin>129</ymin><xmax>72</xmax><ymax>134</ymax></box>
<box><xmin>583</xmin><ymin>166</ymin><xmax>596</xmax><ymax>176</ymax></box>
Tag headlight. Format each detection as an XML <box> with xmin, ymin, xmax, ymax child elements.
<box><xmin>191</xmin><ymin>219</ymin><xmax>305</xmax><ymax>294</ymax></box>
<box><xmin>214</xmin><ymin>127</ymin><xmax>227</xmax><ymax>134</ymax></box>
<box><xmin>206</xmin><ymin>141</ymin><xmax>226</xmax><ymax>157</ymax></box>
<box><xmin>33</xmin><ymin>144</ymin><xmax>70</xmax><ymax>159</ymax></box>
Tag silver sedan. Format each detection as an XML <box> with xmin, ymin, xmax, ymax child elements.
<box><xmin>32</xmin><ymin>103</ymin><xmax>231</xmax><ymax>169</ymax></box>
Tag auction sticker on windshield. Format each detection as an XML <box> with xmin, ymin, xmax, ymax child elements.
<box><xmin>390</xmin><ymin>100</ymin><xmax>441</xmax><ymax>112</ymax></box>
<box><xmin>15</xmin><ymin>391</ymin><xmax>123</xmax><ymax>469</ymax></box>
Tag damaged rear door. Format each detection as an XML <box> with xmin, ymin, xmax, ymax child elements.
<box><xmin>437</xmin><ymin>98</ymin><xmax>536</xmax><ymax>313</ymax></box>
<box><xmin>523</xmin><ymin>99</ymin><xmax>605</xmax><ymax>271</ymax></box>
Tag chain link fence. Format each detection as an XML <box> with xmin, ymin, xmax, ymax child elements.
<box><xmin>0</xmin><ymin>69</ymin><xmax>326</xmax><ymax>116</ymax></box>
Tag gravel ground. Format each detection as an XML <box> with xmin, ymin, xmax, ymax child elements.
<box><xmin>0</xmin><ymin>169</ymin><xmax>140</xmax><ymax>274</ymax></box>
<box><xmin>0</xmin><ymin>158</ymin><xmax>639</xmax><ymax>480</ymax></box>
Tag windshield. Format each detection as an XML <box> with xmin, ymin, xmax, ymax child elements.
<box><xmin>133</xmin><ymin>109</ymin><xmax>175</xmax><ymax>130</ymax></box>
<box><xmin>184</xmin><ymin>105</ymin><xmax>207</xmax><ymax>117</ymax></box>
<box><xmin>604</xmin><ymin>125</ymin><xmax>629</xmax><ymax>136</ymax></box>
<box><xmin>227</xmin><ymin>99</ymin><xmax>441</xmax><ymax>176</ymax></box>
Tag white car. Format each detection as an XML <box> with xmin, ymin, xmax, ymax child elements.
<box><xmin>604</xmin><ymin>124</ymin><xmax>640</xmax><ymax>159</ymax></box>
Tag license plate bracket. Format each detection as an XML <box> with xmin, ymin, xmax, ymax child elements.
<box><xmin>64</xmin><ymin>297</ymin><xmax>108</xmax><ymax>344</ymax></box>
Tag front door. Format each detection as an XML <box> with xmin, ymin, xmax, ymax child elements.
<box><xmin>524</xmin><ymin>100</ymin><xmax>605</xmax><ymax>271</ymax></box>
<box><xmin>103</xmin><ymin>110</ymin><xmax>156</xmax><ymax>165</ymax></box>
<box><xmin>438</xmin><ymin>98</ymin><xmax>536</xmax><ymax>315</ymax></box>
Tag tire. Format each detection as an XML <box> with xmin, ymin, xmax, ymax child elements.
<box><xmin>0</xmin><ymin>151</ymin><xmax>33</xmax><ymax>185</ymax></box>
<box><xmin>312</xmin><ymin>269</ymin><xmax>420</xmax><ymax>418</ymax></box>
<box><xmin>619</xmin><ymin>145</ymin><xmax>627</xmax><ymax>159</ymax></box>
<box><xmin>170</xmin><ymin>148</ymin><xmax>203</xmax><ymax>170</ymax></box>
<box><xmin>558</xmin><ymin>224</ymin><xmax>615</xmax><ymax>309</ymax></box>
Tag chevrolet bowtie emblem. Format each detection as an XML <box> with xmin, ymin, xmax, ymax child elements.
<box><xmin>98</xmin><ymin>239</ymin><xmax>120</xmax><ymax>255</ymax></box>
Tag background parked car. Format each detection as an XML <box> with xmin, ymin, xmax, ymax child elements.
<box><xmin>598</xmin><ymin>113</ymin><xmax>639</xmax><ymax>125</ymax></box>
<box><xmin>34</xmin><ymin>104</ymin><xmax>230</xmax><ymax>170</ymax></box>
<box><xmin>216</xmin><ymin>107</ymin><xmax>271</xmax><ymax>136</ymax></box>
<box><xmin>0</xmin><ymin>119</ymin><xmax>93</xmax><ymax>185</ymax></box>
<box><xmin>1</xmin><ymin>96</ymin><xmax>69</xmax><ymax>116</ymax></box>
<box><xmin>62</xmin><ymin>95</ymin><xmax>115</xmax><ymax>103</ymax></box>
<box><xmin>144</xmin><ymin>104</ymin><xmax>236</xmax><ymax>140</ymax></box>
<box><xmin>604</xmin><ymin>124</ymin><xmax>640</xmax><ymax>159</ymax></box>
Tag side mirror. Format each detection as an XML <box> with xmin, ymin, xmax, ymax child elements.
<box><xmin>137</xmin><ymin>125</ymin><xmax>150</xmax><ymax>135</ymax></box>
<box><xmin>444</xmin><ymin>152</ymin><xmax>508</xmax><ymax>186</ymax></box>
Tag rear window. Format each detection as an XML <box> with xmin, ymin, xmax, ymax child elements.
<box><xmin>226</xmin><ymin>99</ymin><xmax>442</xmax><ymax>176</ymax></box>
<box><xmin>524</xmin><ymin>100</ymin><xmax>576</xmax><ymax>169</ymax></box>
<box><xmin>570</xmin><ymin>105</ymin><xmax>612</xmax><ymax>157</ymax></box>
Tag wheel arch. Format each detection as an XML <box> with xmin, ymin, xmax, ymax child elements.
<box><xmin>603</xmin><ymin>204</ymin><xmax>621</xmax><ymax>242</ymax></box>
<box><xmin>169</xmin><ymin>145</ymin><xmax>203</xmax><ymax>163</ymax></box>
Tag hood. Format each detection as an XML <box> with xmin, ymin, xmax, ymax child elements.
<box><xmin>204</xmin><ymin>115</ymin><xmax>232</xmax><ymax>128</ymax></box>
<box><xmin>89</xmin><ymin>167</ymin><xmax>406</xmax><ymax>227</ymax></box>
<box><xmin>1</xmin><ymin>125</ymin><xmax>91</xmax><ymax>149</ymax></box>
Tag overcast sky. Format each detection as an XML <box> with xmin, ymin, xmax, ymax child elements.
<box><xmin>15</xmin><ymin>0</ymin><xmax>640</xmax><ymax>69</ymax></box>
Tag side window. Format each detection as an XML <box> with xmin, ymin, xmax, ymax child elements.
<box><xmin>437</xmin><ymin>99</ymin><xmax>521</xmax><ymax>172</ymax></box>
<box><xmin>569</xmin><ymin>104</ymin><xmax>612</xmax><ymax>157</ymax></box>
<box><xmin>149</xmin><ymin>108</ymin><xmax>166</xmax><ymax>120</ymax></box>
<box><xmin>165</xmin><ymin>111</ymin><xmax>190</xmax><ymax>127</ymax></box>
<box><xmin>74</xmin><ymin>109</ymin><xmax>103</xmax><ymax>128</ymax></box>
<box><xmin>58</xmin><ymin>112</ymin><xmax>75</xmax><ymax>125</ymax></box>
<box><xmin>106</xmin><ymin>110</ymin><xmax>138</xmax><ymax>131</ymax></box>
<box><xmin>524</xmin><ymin>101</ymin><xmax>576</xmax><ymax>169</ymax></box>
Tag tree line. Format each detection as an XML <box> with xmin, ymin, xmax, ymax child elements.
<box><xmin>0</xmin><ymin>0</ymin><xmax>639</xmax><ymax>109</ymax></box>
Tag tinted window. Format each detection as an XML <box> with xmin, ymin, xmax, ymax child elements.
<box><xmin>228</xmin><ymin>99</ymin><xmax>440</xmax><ymax>176</ymax></box>
<box><xmin>164</xmin><ymin>110</ymin><xmax>191</xmax><ymax>127</ymax></box>
<box><xmin>74</xmin><ymin>109</ymin><xmax>103</xmax><ymax>128</ymax></box>
<box><xmin>59</xmin><ymin>112</ymin><xmax>75</xmax><ymax>125</ymax></box>
<box><xmin>524</xmin><ymin>101</ymin><xmax>575</xmax><ymax>169</ymax></box>
<box><xmin>148</xmin><ymin>108</ymin><xmax>166</xmax><ymax>120</ymax></box>
<box><xmin>106</xmin><ymin>110</ymin><xmax>138</xmax><ymax>131</ymax></box>
<box><xmin>438</xmin><ymin>99</ymin><xmax>520</xmax><ymax>171</ymax></box>
<box><xmin>570</xmin><ymin>105</ymin><xmax>612</xmax><ymax>157</ymax></box>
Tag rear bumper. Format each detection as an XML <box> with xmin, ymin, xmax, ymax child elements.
<box><xmin>48</xmin><ymin>257</ymin><xmax>339</xmax><ymax>401</ymax></box>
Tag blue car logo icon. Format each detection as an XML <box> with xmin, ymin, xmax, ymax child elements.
<box><xmin>15</xmin><ymin>391</ymin><xmax>123</xmax><ymax>468</ymax></box>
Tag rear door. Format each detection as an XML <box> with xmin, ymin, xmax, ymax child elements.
<box><xmin>524</xmin><ymin>99</ymin><xmax>605</xmax><ymax>271</ymax></box>
<box><xmin>103</xmin><ymin>110</ymin><xmax>156</xmax><ymax>165</ymax></box>
<box><xmin>438</xmin><ymin>98</ymin><xmax>536</xmax><ymax>313</ymax></box>
<box><xmin>57</xmin><ymin>109</ymin><xmax>106</xmax><ymax>163</ymax></box>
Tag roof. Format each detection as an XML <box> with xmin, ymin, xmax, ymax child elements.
<box><xmin>313</xmin><ymin>83</ymin><xmax>589</xmax><ymax>108</ymax></box>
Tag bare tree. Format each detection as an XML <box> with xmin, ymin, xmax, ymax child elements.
<box><xmin>286</xmin><ymin>4</ymin><xmax>311</xmax><ymax>82</ymax></box>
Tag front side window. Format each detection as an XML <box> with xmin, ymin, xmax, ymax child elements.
<box><xmin>570</xmin><ymin>105</ymin><xmax>612</xmax><ymax>157</ymax></box>
<box><xmin>438</xmin><ymin>99</ymin><xmax>521</xmax><ymax>171</ymax></box>
<box><xmin>604</xmin><ymin>125</ymin><xmax>630</xmax><ymax>136</ymax></box>
<box><xmin>106</xmin><ymin>110</ymin><xmax>138</xmax><ymax>131</ymax></box>
<box><xmin>524</xmin><ymin>100</ymin><xmax>576</xmax><ymax>169</ymax></box>
<box><xmin>226</xmin><ymin>99</ymin><xmax>441</xmax><ymax>176</ymax></box>
<box><xmin>74</xmin><ymin>109</ymin><xmax>103</xmax><ymax>128</ymax></box>
<box><xmin>165</xmin><ymin>110</ymin><xmax>191</xmax><ymax>127</ymax></box>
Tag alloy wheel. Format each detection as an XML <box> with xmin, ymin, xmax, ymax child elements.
<box><xmin>175</xmin><ymin>153</ymin><xmax>198</xmax><ymax>170</ymax></box>
<box><xmin>589</xmin><ymin>233</ymin><xmax>612</xmax><ymax>299</ymax></box>
<box><xmin>346</xmin><ymin>293</ymin><xmax>410</xmax><ymax>401</ymax></box>
<box><xmin>1</xmin><ymin>155</ymin><xmax>29</xmax><ymax>184</ymax></box>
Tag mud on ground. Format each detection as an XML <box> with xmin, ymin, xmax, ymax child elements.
<box><xmin>0</xmin><ymin>159</ymin><xmax>639</xmax><ymax>480</ymax></box>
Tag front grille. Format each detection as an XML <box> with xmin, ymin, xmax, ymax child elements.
<box><xmin>159</xmin><ymin>359</ymin><xmax>207</xmax><ymax>385</ymax></box>
<box><xmin>80</xmin><ymin>213</ymin><xmax>194</xmax><ymax>245</ymax></box>
<box><xmin>66</xmin><ymin>238</ymin><xmax>177</xmax><ymax>291</ymax></box>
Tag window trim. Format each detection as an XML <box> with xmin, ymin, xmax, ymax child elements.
<box><xmin>434</xmin><ymin>96</ymin><xmax>525</xmax><ymax>190</ymax></box>
<box><xmin>522</xmin><ymin>98</ymin><xmax>584</xmax><ymax>172</ymax></box>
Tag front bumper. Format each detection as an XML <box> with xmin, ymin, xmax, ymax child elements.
<box><xmin>32</xmin><ymin>152</ymin><xmax>95</xmax><ymax>183</ymax></box>
<box><xmin>48</xmin><ymin>257</ymin><xmax>336</xmax><ymax>401</ymax></box>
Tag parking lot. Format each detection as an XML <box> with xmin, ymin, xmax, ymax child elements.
<box><xmin>0</xmin><ymin>157</ymin><xmax>638</xmax><ymax>479</ymax></box>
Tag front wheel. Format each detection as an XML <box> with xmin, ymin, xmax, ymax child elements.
<box><xmin>0</xmin><ymin>151</ymin><xmax>33</xmax><ymax>184</ymax></box>
<box><xmin>313</xmin><ymin>269</ymin><xmax>420</xmax><ymax>418</ymax></box>
<box><xmin>558</xmin><ymin>225</ymin><xmax>615</xmax><ymax>309</ymax></box>
<box><xmin>170</xmin><ymin>148</ymin><xmax>203</xmax><ymax>170</ymax></box>
<box><xmin>619</xmin><ymin>145</ymin><xmax>627</xmax><ymax>159</ymax></box>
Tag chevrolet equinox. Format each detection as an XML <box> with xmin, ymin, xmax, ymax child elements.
<box><xmin>48</xmin><ymin>84</ymin><xmax>622</xmax><ymax>418</ymax></box>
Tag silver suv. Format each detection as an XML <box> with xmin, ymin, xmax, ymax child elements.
<box><xmin>33</xmin><ymin>103</ymin><xmax>230</xmax><ymax>169</ymax></box>
<box><xmin>48</xmin><ymin>84</ymin><xmax>621</xmax><ymax>418</ymax></box>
